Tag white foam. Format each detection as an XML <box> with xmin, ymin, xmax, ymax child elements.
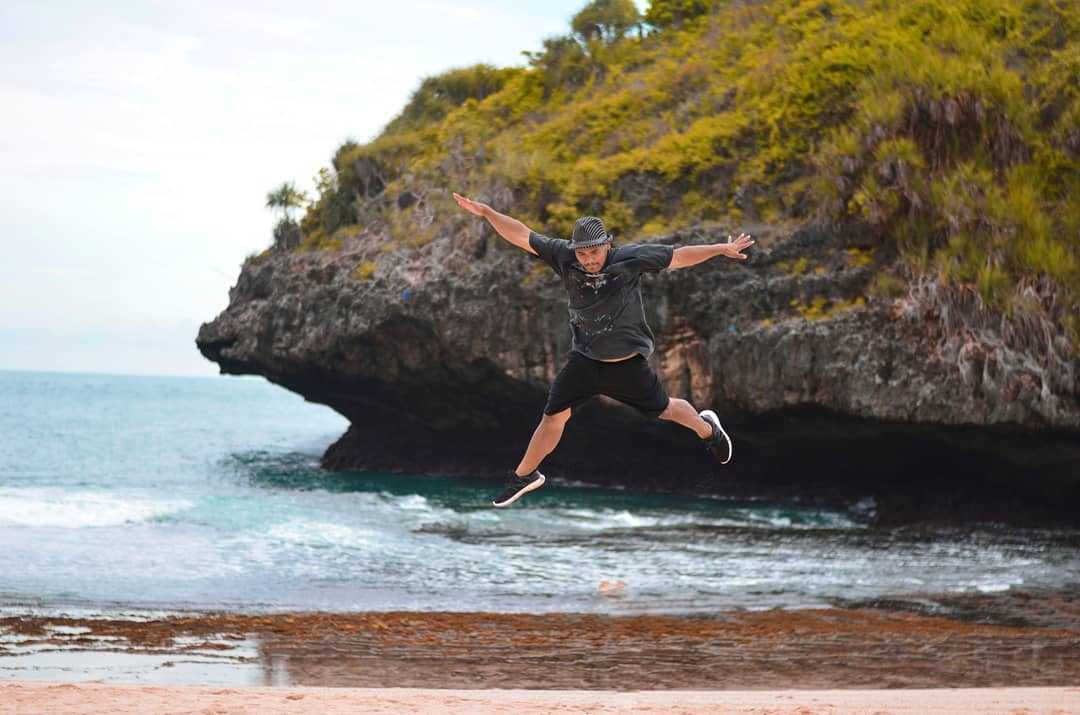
<box><xmin>0</xmin><ymin>488</ymin><xmax>193</xmax><ymax>528</ymax></box>
<box><xmin>946</xmin><ymin>573</ymin><xmax>1026</xmax><ymax>595</ymax></box>
<box><xmin>395</xmin><ymin>494</ymin><xmax>431</xmax><ymax>511</ymax></box>
<box><xmin>533</xmin><ymin>507</ymin><xmax>718</xmax><ymax>532</ymax></box>
<box><xmin>554</xmin><ymin>508</ymin><xmax>660</xmax><ymax>529</ymax></box>
<box><xmin>729</xmin><ymin>507</ymin><xmax>857</xmax><ymax>530</ymax></box>
<box><xmin>547</xmin><ymin>506</ymin><xmax>853</xmax><ymax>532</ymax></box>
<box><xmin>265</xmin><ymin>519</ymin><xmax>379</xmax><ymax>549</ymax></box>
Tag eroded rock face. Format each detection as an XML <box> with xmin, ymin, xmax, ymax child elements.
<box><xmin>197</xmin><ymin>223</ymin><xmax>1080</xmax><ymax>524</ymax></box>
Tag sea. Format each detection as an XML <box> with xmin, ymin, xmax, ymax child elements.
<box><xmin>1</xmin><ymin>368</ymin><xmax>1077</xmax><ymax>616</ymax></box>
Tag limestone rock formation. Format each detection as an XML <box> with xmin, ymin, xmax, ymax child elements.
<box><xmin>197</xmin><ymin>222</ymin><xmax>1080</xmax><ymax>524</ymax></box>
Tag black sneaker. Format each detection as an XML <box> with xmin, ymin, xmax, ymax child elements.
<box><xmin>492</xmin><ymin>469</ymin><xmax>546</xmax><ymax>507</ymax></box>
<box><xmin>699</xmin><ymin>409</ymin><xmax>732</xmax><ymax>464</ymax></box>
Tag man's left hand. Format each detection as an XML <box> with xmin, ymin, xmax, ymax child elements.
<box><xmin>721</xmin><ymin>233</ymin><xmax>754</xmax><ymax>260</ymax></box>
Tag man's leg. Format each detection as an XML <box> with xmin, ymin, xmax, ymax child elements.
<box><xmin>493</xmin><ymin>407</ymin><xmax>572</xmax><ymax>507</ymax></box>
<box><xmin>658</xmin><ymin>397</ymin><xmax>712</xmax><ymax>439</ymax></box>
<box><xmin>494</xmin><ymin>354</ymin><xmax>592</xmax><ymax>506</ymax></box>
<box><xmin>599</xmin><ymin>358</ymin><xmax>732</xmax><ymax>463</ymax></box>
<box><xmin>514</xmin><ymin>407</ymin><xmax>572</xmax><ymax>476</ymax></box>
<box><xmin>660</xmin><ymin>397</ymin><xmax>734</xmax><ymax>464</ymax></box>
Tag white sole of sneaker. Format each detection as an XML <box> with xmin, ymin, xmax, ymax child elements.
<box><xmin>492</xmin><ymin>473</ymin><xmax>546</xmax><ymax>508</ymax></box>
<box><xmin>699</xmin><ymin>410</ymin><xmax>733</xmax><ymax>464</ymax></box>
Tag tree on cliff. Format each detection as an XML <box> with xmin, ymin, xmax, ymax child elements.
<box><xmin>644</xmin><ymin>0</ymin><xmax>715</xmax><ymax>29</ymax></box>
<box><xmin>266</xmin><ymin>181</ymin><xmax>309</xmax><ymax>251</ymax></box>
<box><xmin>571</xmin><ymin>0</ymin><xmax>642</xmax><ymax>43</ymax></box>
<box><xmin>266</xmin><ymin>182</ymin><xmax>308</xmax><ymax>223</ymax></box>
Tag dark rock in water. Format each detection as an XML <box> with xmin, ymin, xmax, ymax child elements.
<box><xmin>196</xmin><ymin>222</ymin><xmax>1080</xmax><ymax>525</ymax></box>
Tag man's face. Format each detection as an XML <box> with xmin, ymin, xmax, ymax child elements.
<box><xmin>574</xmin><ymin>243</ymin><xmax>610</xmax><ymax>273</ymax></box>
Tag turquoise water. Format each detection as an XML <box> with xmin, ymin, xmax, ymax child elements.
<box><xmin>1</xmin><ymin>369</ymin><xmax>1077</xmax><ymax>615</ymax></box>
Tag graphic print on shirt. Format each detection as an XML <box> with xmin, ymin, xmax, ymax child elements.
<box><xmin>581</xmin><ymin>271</ymin><xmax>609</xmax><ymax>291</ymax></box>
<box><xmin>566</xmin><ymin>268</ymin><xmax>632</xmax><ymax>348</ymax></box>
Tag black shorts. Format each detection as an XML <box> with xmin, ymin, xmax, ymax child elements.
<box><xmin>543</xmin><ymin>352</ymin><xmax>670</xmax><ymax>419</ymax></box>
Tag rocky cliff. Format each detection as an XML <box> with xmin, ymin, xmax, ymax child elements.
<box><xmin>197</xmin><ymin>219</ymin><xmax>1080</xmax><ymax>525</ymax></box>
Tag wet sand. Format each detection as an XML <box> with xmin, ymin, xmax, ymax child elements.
<box><xmin>2</xmin><ymin>682</ymin><xmax>1078</xmax><ymax>714</ymax></box>
<box><xmin>2</xmin><ymin>590</ymin><xmax>1078</xmax><ymax>690</ymax></box>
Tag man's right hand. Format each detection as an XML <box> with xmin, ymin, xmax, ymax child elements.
<box><xmin>452</xmin><ymin>192</ymin><xmax>490</xmax><ymax>218</ymax></box>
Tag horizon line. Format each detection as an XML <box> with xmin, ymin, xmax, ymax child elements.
<box><xmin>0</xmin><ymin>366</ymin><xmax>258</xmax><ymax>381</ymax></box>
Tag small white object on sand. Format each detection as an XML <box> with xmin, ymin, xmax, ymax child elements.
<box><xmin>597</xmin><ymin>579</ymin><xmax>627</xmax><ymax>596</ymax></box>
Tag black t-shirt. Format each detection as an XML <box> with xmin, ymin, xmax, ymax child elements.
<box><xmin>529</xmin><ymin>231</ymin><xmax>674</xmax><ymax>361</ymax></box>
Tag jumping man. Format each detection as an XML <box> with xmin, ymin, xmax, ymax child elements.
<box><xmin>452</xmin><ymin>192</ymin><xmax>754</xmax><ymax>507</ymax></box>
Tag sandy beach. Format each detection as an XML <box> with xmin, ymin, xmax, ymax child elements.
<box><xmin>2</xmin><ymin>682</ymin><xmax>1078</xmax><ymax>714</ymax></box>
<box><xmin>1</xmin><ymin>590</ymin><xmax>1078</xmax><ymax>714</ymax></box>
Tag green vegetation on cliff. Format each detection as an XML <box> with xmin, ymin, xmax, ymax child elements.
<box><xmin>292</xmin><ymin>0</ymin><xmax>1079</xmax><ymax>348</ymax></box>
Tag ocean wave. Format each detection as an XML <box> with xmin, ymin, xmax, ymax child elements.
<box><xmin>527</xmin><ymin>505</ymin><xmax>855</xmax><ymax>532</ymax></box>
<box><xmin>0</xmin><ymin>488</ymin><xmax>193</xmax><ymax>528</ymax></box>
<box><xmin>416</xmin><ymin>504</ymin><xmax>858</xmax><ymax>544</ymax></box>
<box><xmin>549</xmin><ymin>508</ymin><xmax>683</xmax><ymax>530</ymax></box>
<box><xmin>724</xmin><ymin>507</ymin><xmax>858</xmax><ymax>530</ymax></box>
<box><xmin>387</xmin><ymin>493</ymin><xmax>435</xmax><ymax>512</ymax></box>
<box><xmin>264</xmin><ymin>518</ymin><xmax>381</xmax><ymax>550</ymax></box>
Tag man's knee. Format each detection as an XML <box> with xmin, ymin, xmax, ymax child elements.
<box><xmin>541</xmin><ymin>407</ymin><xmax>572</xmax><ymax>428</ymax></box>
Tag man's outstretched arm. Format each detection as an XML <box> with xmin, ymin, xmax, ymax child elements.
<box><xmin>669</xmin><ymin>233</ymin><xmax>754</xmax><ymax>270</ymax></box>
<box><xmin>452</xmin><ymin>192</ymin><xmax>538</xmax><ymax>256</ymax></box>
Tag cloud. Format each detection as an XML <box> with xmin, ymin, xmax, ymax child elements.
<box><xmin>0</xmin><ymin>0</ymin><xmax>584</xmax><ymax>377</ymax></box>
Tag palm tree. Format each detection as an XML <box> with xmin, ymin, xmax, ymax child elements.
<box><xmin>265</xmin><ymin>181</ymin><xmax>309</xmax><ymax>224</ymax></box>
<box><xmin>266</xmin><ymin>181</ymin><xmax>310</xmax><ymax>251</ymax></box>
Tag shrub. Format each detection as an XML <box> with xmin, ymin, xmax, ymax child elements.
<box><xmin>272</xmin><ymin>219</ymin><xmax>301</xmax><ymax>251</ymax></box>
<box><xmin>286</xmin><ymin>0</ymin><xmax>1080</xmax><ymax>350</ymax></box>
<box><xmin>869</xmin><ymin>271</ymin><xmax>907</xmax><ymax>298</ymax></box>
<box><xmin>522</xmin><ymin>35</ymin><xmax>595</xmax><ymax>98</ymax></box>
<box><xmin>353</xmin><ymin>260</ymin><xmax>377</xmax><ymax>281</ymax></box>
<box><xmin>572</xmin><ymin>0</ymin><xmax>642</xmax><ymax>43</ymax></box>
<box><xmin>644</xmin><ymin>0</ymin><xmax>716</xmax><ymax>30</ymax></box>
<box><xmin>382</xmin><ymin>64</ymin><xmax>521</xmax><ymax>135</ymax></box>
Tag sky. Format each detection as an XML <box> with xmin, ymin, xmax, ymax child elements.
<box><xmin>1</xmin><ymin>0</ymin><xmax>646</xmax><ymax>378</ymax></box>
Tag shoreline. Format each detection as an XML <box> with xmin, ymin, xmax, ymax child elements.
<box><xmin>2</xmin><ymin>589</ymin><xmax>1078</xmax><ymax>691</ymax></box>
<box><xmin>2</xmin><ymin>683</ymin><xmax>1078</xmax><ymax>714</ymax></box>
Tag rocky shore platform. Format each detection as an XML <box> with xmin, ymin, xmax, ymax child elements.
<box><xmin>3</xmin><ymin>588</ymin><xmax>1077</xmax><ymax>690</ymax></box>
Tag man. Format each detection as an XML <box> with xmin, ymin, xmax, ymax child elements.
<box><xmin>451</xmin><ymin>192</ymin><xmax>754</xmax><ymax>507</ymax></box>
